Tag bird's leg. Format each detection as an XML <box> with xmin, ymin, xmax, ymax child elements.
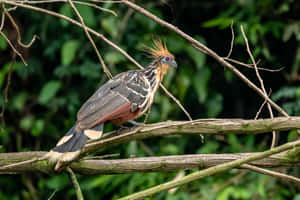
<box><xmin>128</xmin><ymin>120</ymin><xmax>144</xmax><ymax>126</ymax></box>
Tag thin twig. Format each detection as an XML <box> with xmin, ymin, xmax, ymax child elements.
<box><xmin>0</xmin><ymin>32</ymin><xmax>27</xmax><ymax>65</ymax></box>
<box><xmin>121</xmin><ymin>0</ymin><xmax>289</xmax><ymax>117</ymax></box>
<box><xmin>2</xmin><ymin>1</ymin><xmax>191</xmax><ymax>120</ymax></box>
<box><xmin>0</xmin><ymin>156</ymin><xmax>47</xmax><ymax>171</ymax></box>
<box><xmin>3</xmin><ymin>5</ymin><xmax>37</xmax><ymax>48</ymax></box>
<box><xmin>47</xmin><ymin>189</ymin><xmax>57</xmax><ymax>200</ymax></box>
<box><xmin>0</xmin><ymin>53</ymin><xmax>16</xmax><ymax>118</ymax></box>
<box><xmin>82</xmin><ymin>153</ymin><xmax>120</xmax><ymax>160</ymax></box>
<box><xmin>16</xmin><ymin>0</ymin><xmax>117</xmax><ymax>16</ymax></box>
<box><xmin>67</xmin><ymin>0</ymin><xmax>112</xmax><ymax>79</ymax></box>
<box><xmin>67</xmin><ymin>167</ymin><xmax>84</xmax><ymax>200</ymax></box>
<box><xmin>117</xmin><ymin>139</ymin><xmax>300</xmax><ymax>200</ymax></box>
<box><xmin>224</xmin><ymin>57</ymin><xmax>284</xmax><ymax>72</ymax></box>
<box><xmin>255</xmin><ymin>89</ymin><xmax>272</xmax><ymax>120</ymax></box>
<box><xmin>240</xmin><ymin>26</ymin><xmax>279</xmax><ymax>149</ymax></box>
<box><xmin>160</xmin><ymin>84</ymin><xmax>192</xmax><ymax>121</ymax></box>
<box><xmin>0</xmin><ymin>6</ymin><xmax>5</xmax><ymax>31</ymax></box>
<box><xmin>242</xmin><ymin>164</ymin><xmax>300</xmax><ymax>184</ymax></box>
<box><xmin>225</xmin><ymin>20</ymin><xmax>234</xmax><ymax>58</ymax></box>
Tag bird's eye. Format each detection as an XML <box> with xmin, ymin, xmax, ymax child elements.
<box><xmin>165</xmin><ymin>56</ymin><xmax>170</xmax><ymax>61</ymax></box>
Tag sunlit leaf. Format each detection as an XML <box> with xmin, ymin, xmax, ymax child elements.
<box><xmin>39</xmin><ymin>80</ymin><xmax>61</xmax><ymax>105</ymax></box>
<box><xmin>61</xmin><ymin>40</ymin><xmax>79</xmax><ymax>66</ymax></box>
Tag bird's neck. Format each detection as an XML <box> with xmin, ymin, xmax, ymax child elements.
<box><xmin>144</xmin><ymin>61</ymin><xmax>169</xmax><ymax>91</ymax></box>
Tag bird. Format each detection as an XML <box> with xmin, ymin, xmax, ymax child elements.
<box><xmin>47</xmin><ymin>39</ymin><xmax>177</xmax><ymax>169</ymax></box>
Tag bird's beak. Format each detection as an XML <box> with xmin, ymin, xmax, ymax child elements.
<box><xmin>170</xmin><ymin>60</ymin><xmax>177</xmax><ymax>68</ymax></box>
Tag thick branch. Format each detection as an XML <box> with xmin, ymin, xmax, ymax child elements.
<box><xmin>0</xmin><ymin>151</ymin><xmax>299</xmax><ymax>174</ymax></box>
<box><xmin>118</xmin><ymin>139</ymin><xmax>300</xmax><ymax>200</ymax></box>
<box><xmin>82</xmin><ymin>117</ymin><xmax>300</xmax><ymax>156</ymax></box>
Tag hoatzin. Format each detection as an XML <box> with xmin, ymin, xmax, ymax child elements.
<box><xmin>48</xmin><ymin>40</ymin><xmax>177</xmax><ymax>168</ymax></box>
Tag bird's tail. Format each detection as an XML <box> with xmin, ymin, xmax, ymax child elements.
<box><xmin>46</xmin><ymin>123</ymin><xmax>104</xmax><ymax>169</ymax></box>
<box><xmin>52</xmin><ymin>124</ymin><xmax>87</xmax><ymax>153</ymax></box>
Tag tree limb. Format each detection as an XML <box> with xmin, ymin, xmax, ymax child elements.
<box><xmin>0</xmin><ymin>150</ymin><xmax>299</xmax><ymax>174</ymax></box>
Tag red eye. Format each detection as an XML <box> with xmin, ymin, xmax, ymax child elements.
<box><xmin>165</xmin><ymin>57</ymin><xmax>170</xmax><ymax>61</ymax></box>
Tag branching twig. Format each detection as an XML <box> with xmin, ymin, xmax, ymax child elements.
<box><xmin>117</xmin><ymin>139</ymin><xmax>300</xmax><ymax>200</ymax></box>
<box><xmin>17</xmin><ymin>0</ymin><xmax>117</xmax><ymax>16</ymax></box>
<box><xmin>242</xmin><ymin>164</ymin><xmax>300</xmax><ymax>184</ymax></box>
<box><xmin>1</xmin><ymin>117</ymin><xmax>300</xmax><ymax>173</ymax></box>
<box><xmin>2</xmin><ymin>0</ymin><xmax>191</xmax><ymax>120</ymax></box>
<box><xmin>255</xmin><ymin>89</ymin><xmax>272</xmax><ymax>119</ymax></box>
<box><xmin>121</xmin><ymin>0</ymin><xmax>289</xmax><ymax>117</ymax></box>
<box><xmin>224</xmin><ymin>57</ymin><xmax>284</xmax><ymax>72</ymax></box>
<box><xmin>240</xmin><ymin>26</ymin><xmax>278</xmax><ymax>149</ymax></box>
<box><xmin>67</xmin><ymin>167</ymin><xmax>84</xmax><ymax>200</ymax></box>
<box><xmin>67</xmin><ymin>0</ymin><xmax>112</xmax><ymax>79</ymax></box>
<box><xmin>3</xmin><ymin>5</ymin><xmax>37</xmax><ymax>48</ymax></box>
<box><xmin>0</xmin><ymin>53</ymin><xmax>16</xmax><ymax>118</ymax></box>
<box><xmin>0</xmin><ymin>31</ymin><xmax>27</xmax><ymax>65</ymax></box>
<box><xmin>225</xmin><ymin>20</ymin><xmax>234</xmax><ymax>58</ymax></box>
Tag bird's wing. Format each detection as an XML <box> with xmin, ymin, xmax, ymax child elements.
<box><xmin>76</xmin><ymin>70</ymin><xmax>151</xmax><ymax>129</ymax></box>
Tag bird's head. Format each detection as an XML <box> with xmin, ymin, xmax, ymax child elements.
<box><xmin>146</xmin><ymin>39</ymin><xmax>177</xmax><ymax>69</ymax></box>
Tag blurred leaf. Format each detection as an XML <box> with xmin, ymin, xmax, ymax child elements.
<box><xmin>59</xmin><ymin>4</ymin><xmax>73</xmax><ymax>27</ymax></box>
<box><xmin>61</xmin><ymin>40</ymin><xmax>79</xmax><ymax>66</ymax></box>
<box><xmin>31</xmin><ymin>119</ymin><xmax>45</xmax><ymax>137</ymax></box>
<box><xmin>77</xmin><ymin>4</ymin><xmax>96</xmax><ymax>28</ymax></box>
<box><xmin>283</xmin><ymin>23</ymin><xmax>299</xmax><ymax>42</ymax></box>
<box><xmin>167</xmin><ymin>35</ymin><xmax>186</xmax><ymax>53</ymax></box>
<box><xmin>0</xmin><ymin>35</ymin><xmax>7</xmax><ymax>50</ymax></box>
<box><xmin>193</xmin><ymin>68</ymin><xmax>211</xmax><ymax>103</ymax></box>
<box><xmin>104</xmin><ymin>51</ymin><xmax>125</xmax><ymax>65</ymax></box>
<box><xmin>162</xmin><ymin>143</ymin><xmax>179</xmax><ymax>154</ymax></box>
<box><xmin>79</xmin><ymin>61</ymin><xmax>101</xmax><ymax>79</ymax></box>
<box><xmin>294</xmin><ymin>194</ymin><xmax>300</xmax><ymax>200</ymax></box>
<box><xmin>127</xmin><ymin>141</ymin><xmax>137</xmax><ymax>156</ymax></box>
<box><xmin>177</xmin><ymin>70</ymin><xmax>191</xmax><ymax>100</ymax></box>
<box><xmin>272</xmin><ymin>86</ymin><xmax>299</xmax><ymax>101</ymax></box>
<box><xmin>161</xmin><ymin>96</ymin><xmax>171</xmax><ymax>119</ymax></box>
<box><xmin>101</xmin><ymin>16</ymin><xmax>118</xmax><ymax>38</ymax></box>
<box><xmin>206</xmin><ymin>92</ymin><xmax>223</xmax><ymax>117</ymax></box>
<box><xmin>39</xmin><ymin>80</ymin><xmax>61</xmax><ymax>105</ymax></box>
<box><xmin>202</xmin><ymin>17</ymin><xmax>233</xmax><ymax>29</ymax></box>
<box><xmin>0</xmin><ymin>62</ymin><xmax>24</xmax><ymax>88</ymax></box>
<box><xmin>20</xmin><ymin>116</ymin><xmax>34</xmax><ymax>131</ymax></box>
<box><xmin>186</xmin><ymin>44</ymin><xmax>206</xmax><ymax>69</ymax></box>
<box><xmin>11</xmin><ymin>92</ymin><xmax>27</xmax><ymax>111</ymax></box>
<box><xmin>197</xmin><ymin>141</ymin><xmax>219</xmax><ymax>154</ymax></box>
<box><xmin>46</xmin><ymin>174</ymin><xmax>69</xmax><ymax>190</ymax></box>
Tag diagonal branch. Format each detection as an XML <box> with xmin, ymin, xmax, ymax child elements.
<box><xmin>3</xmin><ymin>0</ymin><xmax>191</xmax><ymax>121</ymax></box>
<box><xmin>67</xmin><ymin>0</ymin><xmax>112</xmax><ymax>79</ymax></box>
<box><xmin>242</xmin><ymin>164</ymin><xmax>300</xmax><ymax>184</ymax></box>
<box><xmin>117</xmin><ymin>139</ymin><xmax>300</xmax><ymax>200</ymax></box>
<box><xmin>240</xmin><ymin>26</ymin><xmax>278</xmax><ymax>149</ymax></box>
<box><xmin>121</xmin><ymin>0</ymin><xmax>289</xmax><ymax>117</ymax></box>
<box><xmin>1</xmin><ymin>117</ymin><xmax>300</xmax><ymax>173</ymax></box>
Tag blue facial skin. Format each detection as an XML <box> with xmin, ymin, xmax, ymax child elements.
<box><xmin>161</xmin><ymin>56</ymin><xmax>177</xmax><ymax>68</ymax></box>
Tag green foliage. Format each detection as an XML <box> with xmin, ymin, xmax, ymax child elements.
<box><xmin>0</xmin><ymin>0</ymin><xmax>300</xmax><ymax>199</ymax></box>
<box><xmin>61</xmin><ymin>40</ymin><xmax>80</xmax><ymax>66</ymax></box>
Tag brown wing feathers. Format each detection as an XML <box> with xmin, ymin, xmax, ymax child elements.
<box><xmin>51</xmin><ymin>39</ymin><xmax>174</xmax><ymax>160</ymax></box>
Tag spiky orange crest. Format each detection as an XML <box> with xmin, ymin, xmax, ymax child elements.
<box><xmin>146</xmin><ymin>39</ymin><xmax>174</xmax><ymax>60</ymax></box>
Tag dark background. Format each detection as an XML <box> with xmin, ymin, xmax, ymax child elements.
<box><xmin>0</xmin><ymin>0</ymin><xmax>300</xmax><ymax>199</ymax></box>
